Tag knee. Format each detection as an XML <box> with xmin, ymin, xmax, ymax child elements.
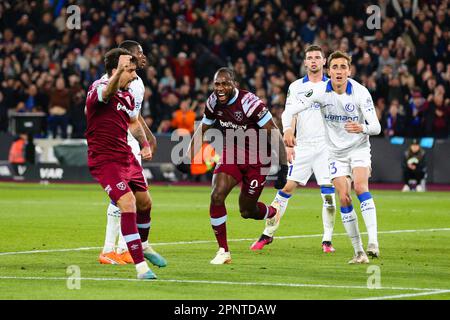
<box><xmin>239</xmin><ymin>207</ymin><xmax>252</xmax><ymax>219</ymax></box>
<box><xmin>354</xmin><ymin>183</ymin><xmax>368</xmax><ymax>196</ymax></box>
<box><xmin>118</xmin><ymin>193</ymin><xmax>136</xmax><ymax>212</ymax></box>
<box><xmin>211</xmin><ymin>191</ymin><xmax>226</xmax><ymax>206</ymax></box>
<box><xmin>338</xmin><ymin>192</ymin><xmax>352</xmax><ymax>207</ymax></box>
<box><xmin>137</xmin><ymin>196</ymin><xmax>152</xmax><ymax>212</ymax></box>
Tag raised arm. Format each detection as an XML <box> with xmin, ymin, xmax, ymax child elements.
<box><xmin>101</xmin><ymin>55</ymin><xmax>131</xmax><ymax>102</ymax></box>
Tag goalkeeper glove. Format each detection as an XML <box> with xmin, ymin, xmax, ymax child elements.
<box><xmin>274</xmin><ymin>164</ymin><xmax>289</xmax><ymax>190</ymax></box>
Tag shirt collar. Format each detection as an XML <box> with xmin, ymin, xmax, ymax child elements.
<box><xmin>302</xmin><ymin>75</ymin><xmax>329</xmax><ymax>83</ymax></box>
<box><xmin>227</xmin><ymin>88</ymin><xmax>239</xmax><ymax>105</ymax></box>
<box><xmin>325</xmin><ymin>80</ymin><xmax>353</xmax><ymax>94</ymax></box>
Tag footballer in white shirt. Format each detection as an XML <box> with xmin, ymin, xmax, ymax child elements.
<box><xmin>281</xmin><ymin>51</ymin><xmax>381</xmax><ymax>264</ymax></box>
<box><xmin>251</xmin><ymin>46</ymin><xmax>337</xmax><ymax>254</ymax></box>
<box><xmin>98</xmin><ymin>41</ymin><xmax>166</xmax><ymax>268</ymax></box>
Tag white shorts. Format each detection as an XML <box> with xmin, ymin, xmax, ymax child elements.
<box><xmin>329</xmin><ymin>146</ymin><xmax>371</xmax><ymax>181</ymax></box>
<box><xmin>287</xmin><ymin>142</ymin><xmax>331</xmax><ymax>186</ymax></box>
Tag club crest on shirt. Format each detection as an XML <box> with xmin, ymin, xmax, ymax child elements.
<box><xmin>116</xmin><ymin>181</ymin><xmax>126</xmax><ymax>191</ymax></box>
<box><xmin>344</xmin><ymin>103</ymin><xmax>355</xmax><ymax>112</ymax></box>
<box><xmin>234</xmin><ymin>111</ymin><xmax>243</xmax><ymax>121</ymax></box>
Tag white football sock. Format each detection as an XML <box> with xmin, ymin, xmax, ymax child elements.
<box><xmin>340</xmin><ymin>205</ymin><xmax>364</xmax><ymax>254</ymax></box>
<box><xmin>263</xmin><ymin>190</ymin><xmax>292</xmax><ymax>237</ymax></box>
<box><xmin>321</xmin><ymin>192</ymin><xmax>336</xmax><ymax>242</ymax></box>
<box><xmin>117</xmin><ymin>231</ymin><xmax>128</xmax><ymax>254</ymax></box>
<box><xmin>358</xmin><ymin>192</ymin><xmax>378</xmax><ymax>246</ymax></box>
<box><xmin>135</xmin><ymin>261</ymin><xmax>150</xmax><ymax>274</ymax></box>
<box><xmin>102</xmin><ymin>202</ymin><xmax>121</xmax><ymax>253</ymax></box>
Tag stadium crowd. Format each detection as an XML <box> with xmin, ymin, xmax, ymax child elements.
<box><xmin>0</xmin><ymin>0</ymin><xmax>448</xmax><ymax>139</ymax></box>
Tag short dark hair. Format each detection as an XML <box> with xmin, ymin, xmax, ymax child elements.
<box><xmin>118</xmin><ymin>40</ymin><xmax>141</xmax><ymax>52</ymax></box>
<box><xmin>327</xmin><ymin>50</ymin><xmax>352</xmax><ymax>67</ymax></box>
<box><xmin>305</xmin><ymin>45</ymin><xmax>324</xmax><ymax>56</ymax></box>
<box><xmin>214</xmin><ymin>67</ymin><xmax>235</xmax><ymax>81</ymax></box>
<box><xmin>104</xmin><ymin>48</ymin><xmax>138</xmax><ymax>76</ymax></box>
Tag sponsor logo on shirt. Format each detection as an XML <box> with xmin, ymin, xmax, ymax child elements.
<box><xmin>219</xmin><ymin>119</ymin><xmax>247</xmax><ymax>130</ymax></box>
<box><xmin>117</xmin><ymin>103</ymin><xmax>130</xmax><ymax>113</ymax></box>
<box><xmin>344</xmin><ymin>103</ymin><xmax>355</xmax><ymax>112</ymax></box>
<box><xmin>305</xmin><ymin>89</ymin><xmax>313</xmax><ymax>97</ymax></box>
<box><xmin>324</xmin><ymin>114</ymin><xmax>359</xmax><ymax>122</ymax></box>
<box><xmin>257</xmin><ymin>108</ymin><xmax>268</xmax><ymax>119</ymax></box>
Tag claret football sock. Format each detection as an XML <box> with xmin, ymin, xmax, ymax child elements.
<box><xmin>137</xmin><ymin>208</ymin><xmax>151</xmax><ymax>243</ymax></box>
<box><xmin>121</xmin><ymin>212</ymin><xmax>145</xmax><ymax>264</ymax></box>
<box><xmin>257</xmin><ymin>202</ymin><xmax>276</xmax><ymax>219</ymax></box>
<box><xmin>210</xmin><ymin>204</ymin><xmax>229</xmax><ymax>252</ymax></box>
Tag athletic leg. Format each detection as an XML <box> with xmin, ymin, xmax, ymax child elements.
<box><xmin>209</xmin><ymin>171</ymin><xmax>238</xmax><ymax>264</ymax></box>
<box><xmin>353</xmin><ymin>167</ymin><xmax>379</xmax><ymax>257</ymax></box>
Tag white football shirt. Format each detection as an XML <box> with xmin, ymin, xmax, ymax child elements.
<box><xmin>282</xmin><ymin>78</ymin><xmax>381</xmax><ymax>157</ymax></box>
<box><xmin>285</xmin><ymin>75</ymin><xmax>328</xmax><ymax>145</ymax></box>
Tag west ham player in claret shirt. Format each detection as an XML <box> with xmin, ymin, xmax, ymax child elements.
<box><xmin>183</xmin><ymin>67</ymin><xmax>288</xmax><ymax>264</ymax></box>
<box><xmin>85</xmin><ymin>48</ymin><xmax>159</xmax><ymax>279</ymax></box>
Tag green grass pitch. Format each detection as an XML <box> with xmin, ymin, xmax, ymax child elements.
<box><xmin>0</xmin><ymin>182</ymin><xmax>449</xmax><ymax>300</ymax></box>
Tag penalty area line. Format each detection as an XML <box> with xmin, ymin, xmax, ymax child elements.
<box><xmin>0</xmin><ymin>227</ymin><xmax>449</xmax><ymax>256</ymax></box>
<box><xmin>0</xmin><ymin>276</ymin><xmax>448</xmax><ymax>293</ymax></box>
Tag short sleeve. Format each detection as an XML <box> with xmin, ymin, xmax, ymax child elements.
<box><xmin>202</xmin><ymin>95</ymin><xmax>217</xmax><ymax>125</ymax></box>
<box><xmin>244</xmin><ymin>94</ymin><xmax>272</xmax><ymax>127</ymax></box>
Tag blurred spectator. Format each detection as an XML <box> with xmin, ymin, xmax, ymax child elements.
<box><xmin>0</xmin><ymin>91</ymin><xmax>7</xmax><ymax>132</ymax></box>
<box><xmin>15</xmin><ymin>84</ymin><xmax>45</xmax><ymax>113</ymax></box>
<box><xmin>0</xmin><ymin>0</ymin><xmax>447</xmax><ymax>140</ymax></box>
<box><xmin>401</xmin><ymin>139</ymin><xmax>427</xmax><ymax>192</ymax></box>
<box><xmin>405</xmin><ymin>90</ymin><xmax>428</xmax><ymax>138</ymax></box>
<box><xmin>47</xmin><ymin>77</ymin><xmax>70</xmax><ymax>139</ymax></box>
<box><xmin>171</xmin><ymin>99</ymin><xmax>197</xmax><ymax>134</ymax></box>
<box><xmin>384</xmin><ymin>99</ymin><xmax>406</xmax><ymax>137</ymax></box>
<box><xmin>424</xmin><ymin>94</ymin><xmax>449</xmax><ymax>139</ymax></box>
<box><xmin>171</xmin><ymin>52</ymin><xmax>195</xmax><ymax>87</ymax></box>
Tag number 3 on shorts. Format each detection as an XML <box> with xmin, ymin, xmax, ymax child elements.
<box><xmin>329</xmin><ymin>162</ymin><xmax>337</xmax><ymax>175</ymax></box>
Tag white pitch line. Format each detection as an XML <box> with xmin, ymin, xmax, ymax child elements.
<box><xmin>0</xmin><ymin>276</ymin><xmax>447</xmax><ymax>293</ymax></box>
<box><xmin>356</xmin><ymin>290</ymin><xmax>450</xmax><ymax>300</ymax></box>
<box><xmin>1</xmin><ymin>227</ymin><xmax>449</xmax><ymax>256</ymax></box>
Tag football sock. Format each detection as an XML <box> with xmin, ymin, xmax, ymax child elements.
<box><xmin>320</xmin><ymin>186</ymin><xmax>336</xmax><ymax>243</ymax></box>
<box><xmin>263</xmin><ymin>190</ymin><xmax>291</xmax><ymax>237</ymax></box>
<box><xmin>117</xmin><ymin>232</ymin><xmax>128</xmax><ymax>253</ymax></box>
<box><xmin>121</xmin><ymin>212</ymin><xmax>145</xmax><ymax>264</ymax></box>
<box><xmin>340</xmin><ymin>205</ymin><xmax>364</xmax><ymax>254</ymax></box>
<box><xmin>257</xmin><ymin>202</ymin><xmax>277</xmax><ymax>220</ymax></box>
<box><xmin>137</xmin><ymin>208</ymin><xmax>151</xmax><ymax>244</ymax></box>
<box><xmin>275</xmin><ymin>190</ymin><xmax>291</xmax><ymax>218</ymax></box>
<box><xmin>210</xmin><ymin>204</ymin><xmax>228</xmax><ymax>252</ymax></box>
<box><xmin>102</xmin><ymin>202</ymin><xmax>121</xmax><ymax>253</ymax></box>
<box><xmin>358</xmin><ymin>192</ymin><xmax>378</xmax><ymax>246</ymax></box>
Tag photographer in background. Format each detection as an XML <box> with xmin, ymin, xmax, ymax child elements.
<box><xmin>402</xmin><ymin>139</ymin><xmax>427</xmax><ymax>192</ymax></box>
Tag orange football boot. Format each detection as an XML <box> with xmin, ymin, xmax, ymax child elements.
<box><xmin>98</xmin><ymin>251</ymin><xmax>126</xmax><ymax>265</ymax></box>
<box><xmin>117</xmin><ymin>251</ymin><xmax>134</xmax><ymax>264</ymax></box>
